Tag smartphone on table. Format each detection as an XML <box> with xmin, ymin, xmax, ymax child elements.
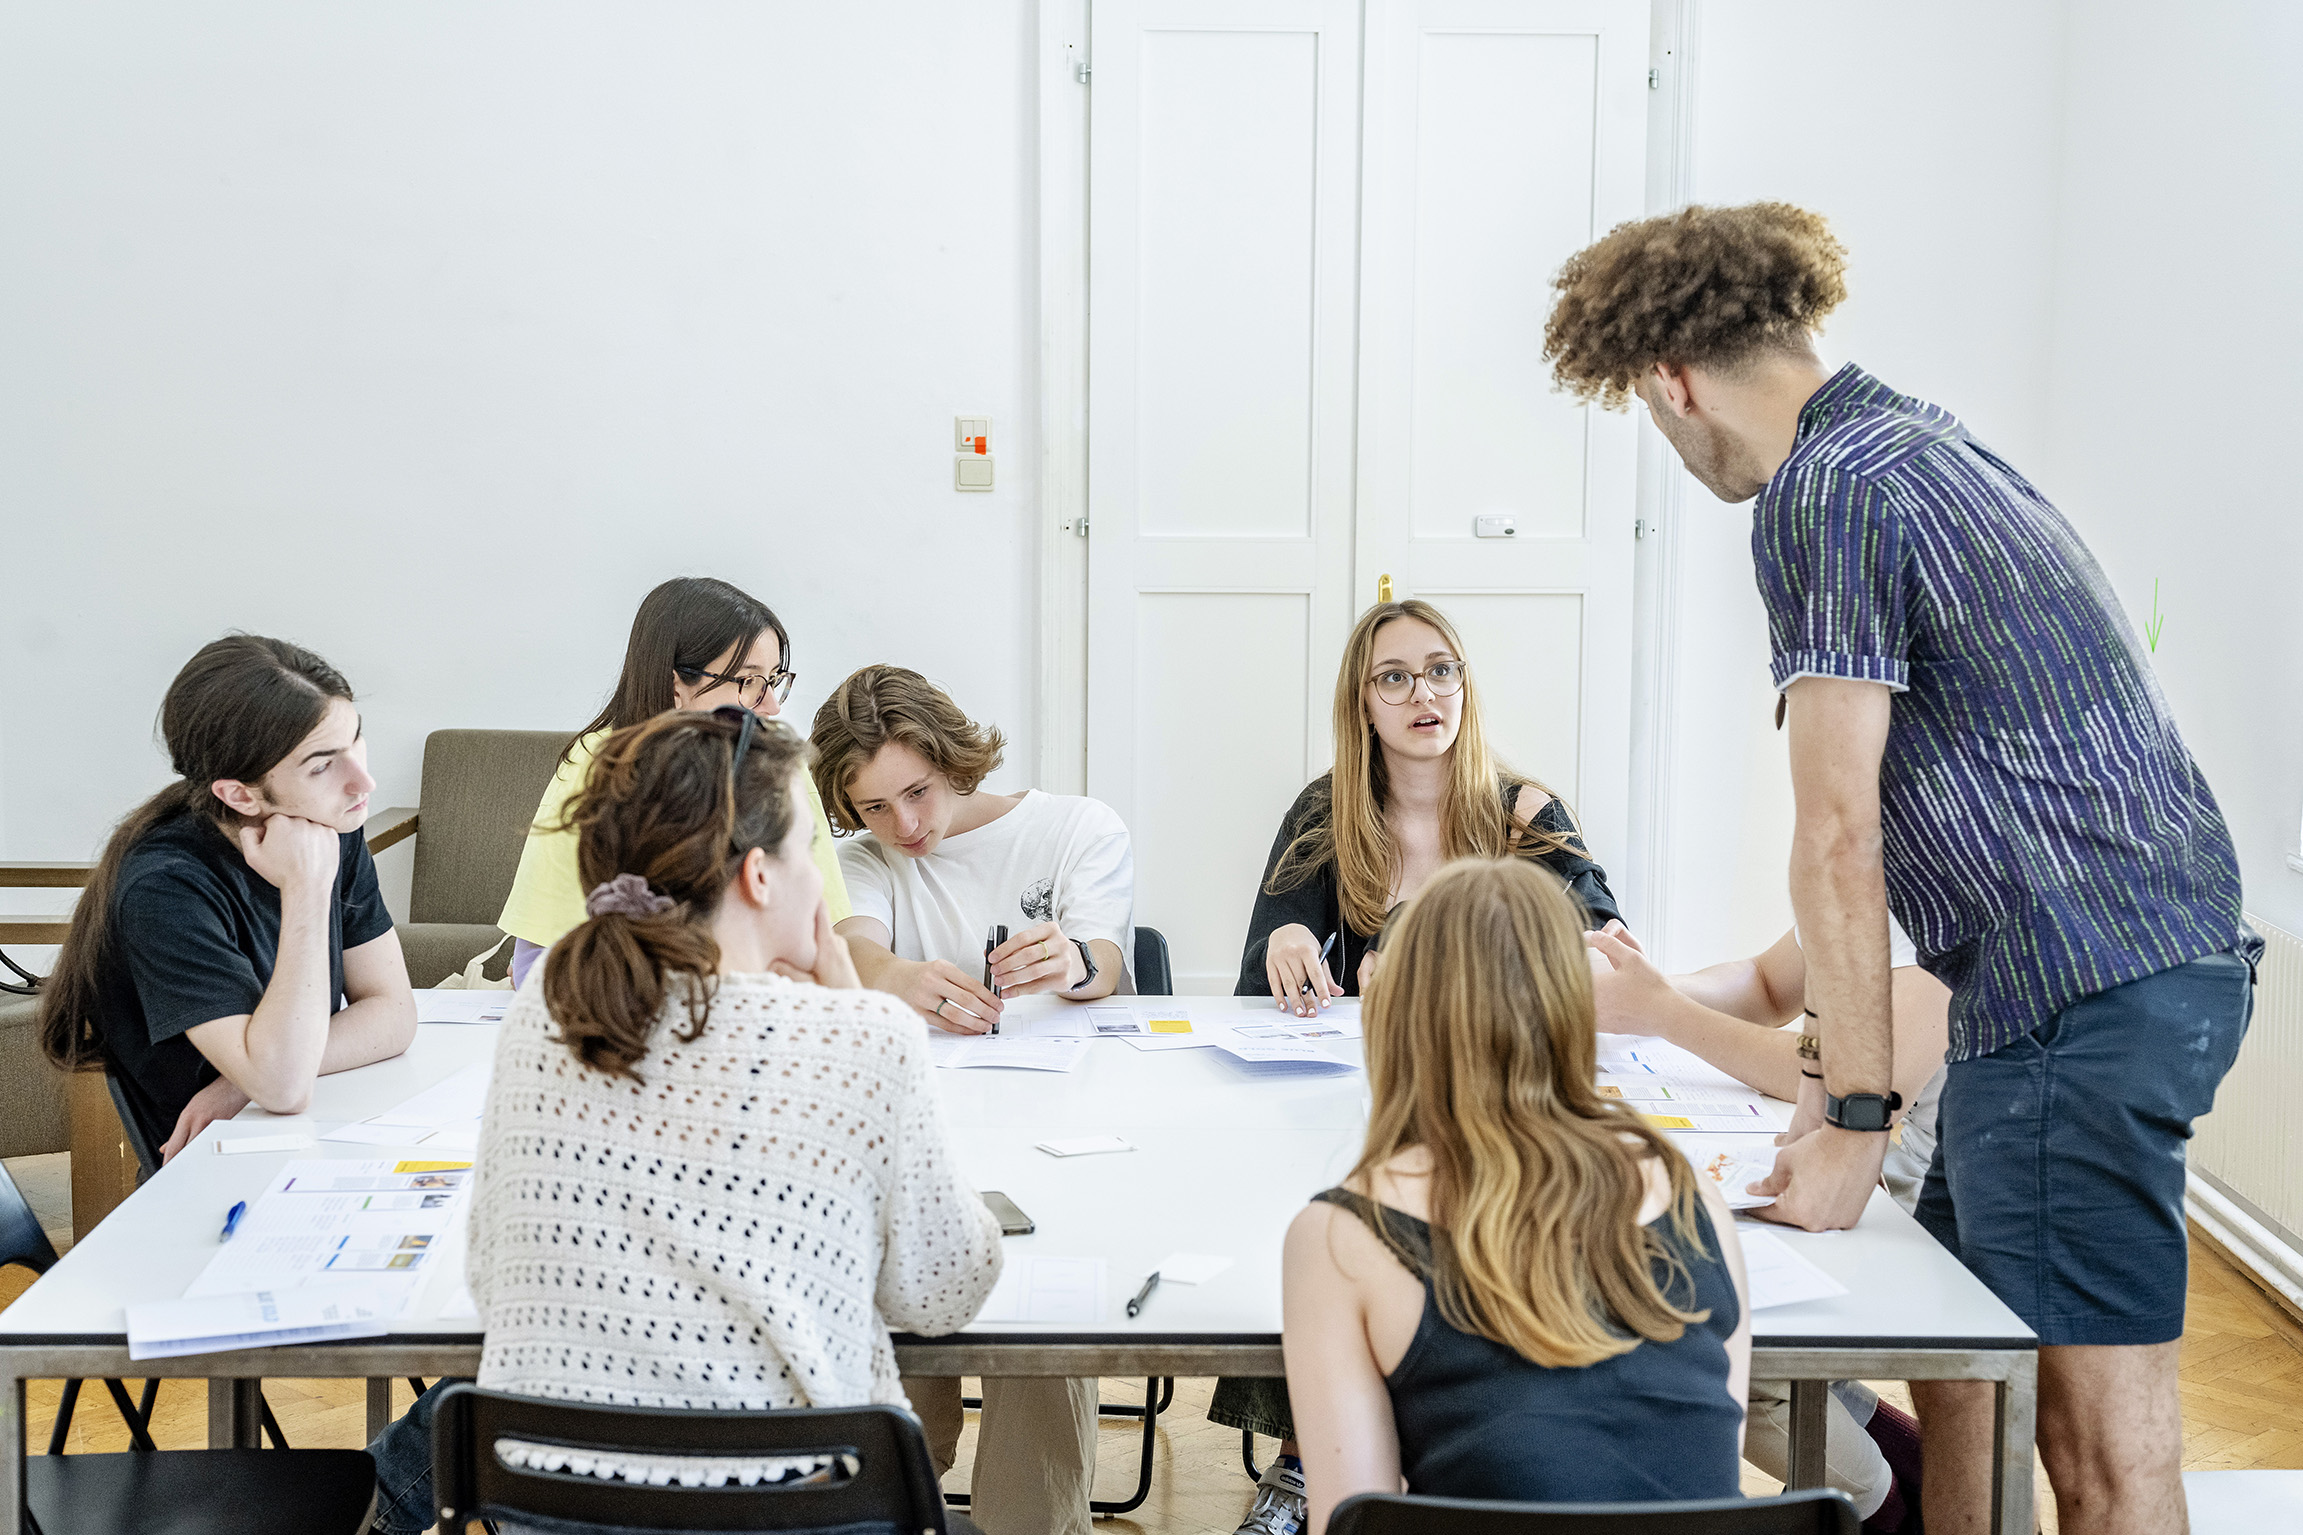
<box><xmin>981</xmin><ymin>1190</ymin><xmax>1034</xmax><ymax>1235</ymax></box>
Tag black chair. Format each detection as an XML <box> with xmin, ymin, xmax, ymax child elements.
<box><xmin>430</xmin><ymin>1383</ymin><xmax>954</xmax><ymax>1534</ymax></box>
<box><xmin>946</xmin><ymin>1377</ymin><xmax>1173</xmax><ymax>1517</ymax></box>
<box><xmin>25</xmin><ymin>1450</ymin><xmax>381</xmax><ymax>1535</ymax></box>
<box><xmin>1328</xmin><ymin>1488</ymin><xmax>1862</xmax><ymax>1535</ymax></box>
<box><xmin>0</xmin><ymin>1159</ymin><xmax>158</xmax><ymax>1455</ymax></box>
<box><xmin>1134</xmin><ymin>925</ymin><xmax>1173</xmax><ymax>995</ymax></box>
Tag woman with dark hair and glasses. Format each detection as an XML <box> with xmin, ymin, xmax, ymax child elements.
<box><xmin>498</xmin><ymin>575</ymin><xmax>851</xmax><ymax>987</ymax></box>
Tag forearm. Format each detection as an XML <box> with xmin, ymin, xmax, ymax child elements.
<box><xmin>316</xmin><ymin>993</ymin><xmax>418</xmax><ymax>1076</ymax></box>
<box><xmin>1788</xmin><ymin>830</ymin><xmax>1893</xmax><ymax>1096</ymax></box>
<box><xmin>843</xmin><ymin>935</ymin><xmax>906</xmax><ymax>993</ymax></box>
<box><xmin>1654</xmin><ymin>998</ymin><xmax>1806</xmax><ymax>1102</ymax></box>
<box><xmin>1055</xmin><ymin>938</ymin><xmax>1123</xmax><ymax>1002</ymax></box>
<box><xmin>232</xmin><ymin>886</ymin><xmax>337</xmax><ymax>1109</ymax></box>
<box><xmin>1672</xmin><ymin>957</ymin><xmax>1787</xmax><ymax>1024</ymax></box>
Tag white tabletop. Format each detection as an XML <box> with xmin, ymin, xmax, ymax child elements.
<box><xmin>0</xmin><ymin>997</ymin><xmax>2031</xmax><ymax>1351</ymax></box>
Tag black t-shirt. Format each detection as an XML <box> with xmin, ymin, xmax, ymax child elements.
<box><xmin>95</xmin><ymin>812</ymin><xmax>393</xmax><ymax>1152</ymax></box>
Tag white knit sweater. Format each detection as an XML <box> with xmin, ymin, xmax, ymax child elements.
<box><xmin>466</xmin><ymin>971</ymin><xmax>1002</xmax><ymax>1411</ymax></box>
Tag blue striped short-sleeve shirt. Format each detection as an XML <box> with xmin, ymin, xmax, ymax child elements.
<box><xmin>1753</xmin><ymin>363</ymin><xmax>2255</xmax><ymax>1061</ymax></box>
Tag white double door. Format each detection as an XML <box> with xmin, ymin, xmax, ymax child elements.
<box><xmin>1084</xmin><ymin>0</ymin><xmax>1649</xmax><ymax>989</ymax></box>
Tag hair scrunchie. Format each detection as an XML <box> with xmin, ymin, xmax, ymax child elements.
<box><xmin>585</xmin><ymin>872</ymin><xmax>674</xmax><ymax>920</ymax></box>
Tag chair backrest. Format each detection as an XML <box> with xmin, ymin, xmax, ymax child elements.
<box><xmin>430</xmin><ymin>1384</ymin><xmax>952</xmax><ymax>1534</ymax></box>
<box><xmin>1134</xmin><ymin>926</ymin><xmax>1174</xmax><ymax>996</ymax></box>
<box><xmin>1328</xmin><ymin>1489</ymin><xmax>1861</xmax><ymax>1535</ymax></box>
<box><xmin>0</xmin><ymin>1157</ymin><xmax>59</xmax><ymax>1275</ymax></box>
<box><xmin>408</xmin><ymin>730</ymin><xmax>570</xmax><ymax>925</ymax></box>
<box><xmin>105</xmin><ymin>1071</ymin><xmax>161</xmax><ymax>1180</ymax></box>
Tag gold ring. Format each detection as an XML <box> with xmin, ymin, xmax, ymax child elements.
<box><xmin>1040</xmin><ymin>939</ymin><xmax>1052</xmax><ymax>961</ymax></box>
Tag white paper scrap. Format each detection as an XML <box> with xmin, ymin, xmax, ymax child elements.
<box><xmin>367</xmin><ymin>1061</ymin><xmax>491</xmax><ymax>1129</ymax></box>
<box><xmin>317</xmin><ymin>1122</ymin><xmax>439</xmax><ymax>1147</ymax></box>
<box><xmin>214</xmin><ymin>1133</ymin><xmax>315</xmax><ymax>1156</ymax></box>
<box><xmin>413</xmin><ymin>989</ymin><xmax>514</xmax><ymax>1025</ymax></box>
<box><xmin>1036</xmin><ymin>1135</ymin><xmax>1135</xmax><ymax>1157</ymax></box>
<box><xmin>945</xmin><ymin>1037</ymin><xmax>1089</xmax><ymax>1073</ymax></box>
<box><xmin>1151</xmin><ymin>1252</ymin><xmax>1234</xmax><ymax>1285</ymax></box>
<box><xmin>975</xmin><ymin>1256</ymin><xmax>1107</xmax><ymax>1324</ymax></box>
<box><xmin>127</xmin><ymin>1285</ymin><xmax>390</xmax><ymax>1361</ymax></box>
<box><xmin>1737</xmin><ymin>1229</ymin><xmax>1851</xmax><ymax>1310</ymax></box>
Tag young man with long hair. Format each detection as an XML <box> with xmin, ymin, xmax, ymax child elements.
<box><xmin>1546</xmin><ymin>201</ymin><xmax>2256</xmax><ymax>1534</ymax></box>
<box><xmin>39</xmin><ymin>635</ymin><xmax>416</xmax><ymax>1162</ymax></box>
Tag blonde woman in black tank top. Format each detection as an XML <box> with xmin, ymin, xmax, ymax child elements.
<box><xmin>1281</xmin><ymin>860</ymin><xmax>1752</xmax><ymax>1531</ymax></box>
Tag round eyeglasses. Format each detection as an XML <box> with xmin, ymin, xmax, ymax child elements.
<box><xmin>684</xmin><ymin>666</ymin><xmax>796</xmax><ymax>710</ymax></box>
<box><xmin>1369</xmin><ymin>660</ymin><xmax>1467</xmax><ymax>706</ymax></box>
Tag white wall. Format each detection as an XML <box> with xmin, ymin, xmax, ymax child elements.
<box><xmin>2041</xmin><ymin>0</ymin><xmax>2303</xmax><ymax>938</ymax></box>
<box><xmin>0</xmin><ymin>4</ymin><xmax>1042</xmax><ymax>909</ymax></box>
<box><xmin>1645</xmin><ymin>0</ymin><xmax>2069</xmax><ymax>967</ymax></box>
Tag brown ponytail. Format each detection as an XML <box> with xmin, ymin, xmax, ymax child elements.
<box><xmin>542</xmin><ymin>709</ymin><xmax>809</xmax><ymax>1081</ymax></box>
<box><xmin>41</xmin><ymin>636</ymin><xmax>353</xmax><ymax>1074</ymax></box>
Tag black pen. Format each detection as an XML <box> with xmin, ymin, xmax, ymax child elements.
<box><xmin>1300</xmin><ymin>931</ymin><xmax>1339</xmax><ymax>996</ymax></box>
<box><xmin>1126</xmin><ymin>1271</ymin><xmax>1160</xmax><ymax>1318</ymax></box>
<box><xmin>984</xmin><ymin>924</ymin><xmax>1008</xmax><ymax>1034</ymax></box>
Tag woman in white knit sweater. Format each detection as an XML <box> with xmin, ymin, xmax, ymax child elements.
<box><xmin>367</xmin><ymin>707</ymin><xmax>1003</xmax><ymax>1534</ymax></box>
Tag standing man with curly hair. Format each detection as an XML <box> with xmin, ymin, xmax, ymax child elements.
<box><xmin>1544</xmin><ymin>203</ymin><xmax>2257</xmax><ymax>1535</ymax></box>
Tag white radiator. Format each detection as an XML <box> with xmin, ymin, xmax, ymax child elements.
<box><xmin>2186</xmin><ymin>913</ymin><xmax>2303</xmax><ymax>1314</ymax></box>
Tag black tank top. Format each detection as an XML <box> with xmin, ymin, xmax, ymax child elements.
<box><xmin>1315</xmin><ymin>1186</ymin><xmax>1743</xmax><ymax>1503</ymax></box>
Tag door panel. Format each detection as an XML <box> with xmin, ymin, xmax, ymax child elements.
<box><xmin>1358</xmin><ymin>0</ymin><xmax>1647</xmax><ymax>873</ymax></box>
<box><xmin>1087</xmin><ymin>0</ymin><xmax>1647</xmax><ymax>988</ymax></box>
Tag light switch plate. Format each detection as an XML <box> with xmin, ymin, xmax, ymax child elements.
<box><xmin>1474</xmin><ymin>514</ymin><xmax>1517</xmax><ymax>538</ymax></box>
<box><xmin>955</xmin><ymin>454</ymin><xmax>995</xmax><ymax>491</ymax></box>
<box><xmin>955</xmin><ymin>415</ymin><xmax>991</xmax><ymax>454</ymax></box>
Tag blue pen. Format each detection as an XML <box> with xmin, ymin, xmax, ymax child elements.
<box><xmin>220</xmin><ymin>1201</ymin><xmax>247</xmax><ymax>1242</ymax></box>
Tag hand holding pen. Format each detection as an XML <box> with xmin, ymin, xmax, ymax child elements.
<box><xmin>1264</xmin><ymin>924</ymin><xmax>1342</xmax><ymax>1017</ymax></box>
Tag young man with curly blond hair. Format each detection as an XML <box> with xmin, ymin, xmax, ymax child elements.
<box><xmin>1546</xmin><ymin>203</ymin><xmax>2256</xmax><ymax>1535</ymax></box>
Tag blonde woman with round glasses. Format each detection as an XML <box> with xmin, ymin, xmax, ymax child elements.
<box><xmin>1238</xmin><ymin>598</ymin><xmax>1624</xmax><ymax>1013</ymax></box>
<box><xmin>1283</xmin><ymin>859</ymin><xmax>1749</xmax><ymax>1531</ymax></box>
<box><xmin>1217</xmin><ymin>598</ymin><xmax>1630</xmax><ymax>1535</ymax></box>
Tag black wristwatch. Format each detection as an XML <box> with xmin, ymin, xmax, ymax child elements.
<box><xmin>1824</xmin><ymin>1089</ymin><xmax>1903</xmax><ymax>1133</ymax></box>
<box><xmin>1066</xmin><ymin>938</ymin><xmax>1099</xmax><ymax>992</ymax></box>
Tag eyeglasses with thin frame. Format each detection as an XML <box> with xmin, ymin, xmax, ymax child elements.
<box><xmin>1368</xmin><ymin>659</ymin><xmax>1467</xmax><ymax>707</ymax></box>
<box><xmin>708</xmin><ymin>705</ymin><xmax>761</xmax><ymax>794</ymax></box>
<box><xmin>683</xmin><ymin>665</ymin><xmax>796</xmax><ymax>710</ymax></box>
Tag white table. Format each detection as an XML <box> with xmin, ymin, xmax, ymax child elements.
<box><xmin>0</xmin><ymin>998</ymin><xmax>2037</xmax><ymax>1531</ymax></box>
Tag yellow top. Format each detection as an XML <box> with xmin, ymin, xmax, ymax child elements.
<box><xmin>497</xmin><ymin>728</ymin><xmax>852</xmax><ymax>946</ymax></box>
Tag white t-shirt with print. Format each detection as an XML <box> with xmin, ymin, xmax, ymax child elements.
<box><xmin>839</xmin><ymin>790</ymin><xmax>1135</xmax><ymax>983</ymax></box>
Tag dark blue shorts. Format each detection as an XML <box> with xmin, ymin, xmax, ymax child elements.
<box><xmin>1916</xmin><ymin>952</ymin><xmax>2253</xmax><ymax>1347</ymax></box>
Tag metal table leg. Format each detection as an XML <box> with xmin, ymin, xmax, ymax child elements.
<box><xmin>1786</xmin><ymin>1377</ymin><xmax>1830</xmax><ymax>1488</ymax></box>
<box><xmin>3</xmin><ymin>1373</ymin><xmax>24</xmax><ymax>1535</ymax></box>
<box><xmin>366</xmin><ymin>1378</ymin><xmax>393</xmax><ymax>1441</ymax></box>
<box><xmin>1994</xmin><ymin>1350</ymin><xmax>2038</xmax><ymax>1535</ymax></box>
<box><xmin>206</xmin><ymin>1377</ymin><xmax>261</xmax><ymax>1448</ymax></box>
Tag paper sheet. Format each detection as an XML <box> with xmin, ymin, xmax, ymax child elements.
<box><xmin>942</xmin><ymin>1037</ymin><xmax>1090</xmax><ymax>1073</ymax></box>
<box><xmin>1231</xmin><ymin>1018</ymin><xmax>1360</xmax><ymax>1044</ymax></box>
<box><xmin>364</xmin><ymin>1061</ymin><xmax>491</xmax><ymax>1131</ymax></box>
<box><xmin>413</xmin><ymin>989</ymin><xmax>514</xmax><ymax>1025</ymax></box>
<box><xmin>1215</xmin><ymin>1038</ymin><xmax>1359</xmax><ymax>1074</ymax></box>
<box><xmin>183</xmin><ymin>1159</ymin><xmax>474</xmax><ymax>1315</ymax></box>
<box><xmin>975</xmin><ymin>1256</ymin><xmax>1107</xmax><ymax>1324</ymax></box>
<box><xmin>1673</xmin><ymin>1135</ymin><xmax>1781</xmax><ymax>1211</ymax></box>
<box><xmin>1151</xmin><ymin>1252</ymin><xmax>1233</xmax><ymax>1285</ymax></box>
<box><xmin>1737</xmin><ymin>1229</ymin><xmax>1851</xmax><ymax>1309</ymax></box>
<box><xmin>128</xmin><ymin>1285</ymin><xmax>391</xmax><ymax>1361</ymax></box>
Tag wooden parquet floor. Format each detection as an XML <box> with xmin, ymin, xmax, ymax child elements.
<box><xmin>6</xmin><ymin>1154</ymin><xmax>2299</xmax><ymax>1534</ymax></box>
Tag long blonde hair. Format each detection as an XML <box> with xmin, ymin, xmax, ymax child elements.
<box><xmin>1355</xmin><ymin>859</ymin><xmax>1712</xmax><ymax>1368</ymax></box>
<box><xmin>1271</xmin><ymin>599</ymin><xmax>1573</xmax><ymax>936</ymax></box>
